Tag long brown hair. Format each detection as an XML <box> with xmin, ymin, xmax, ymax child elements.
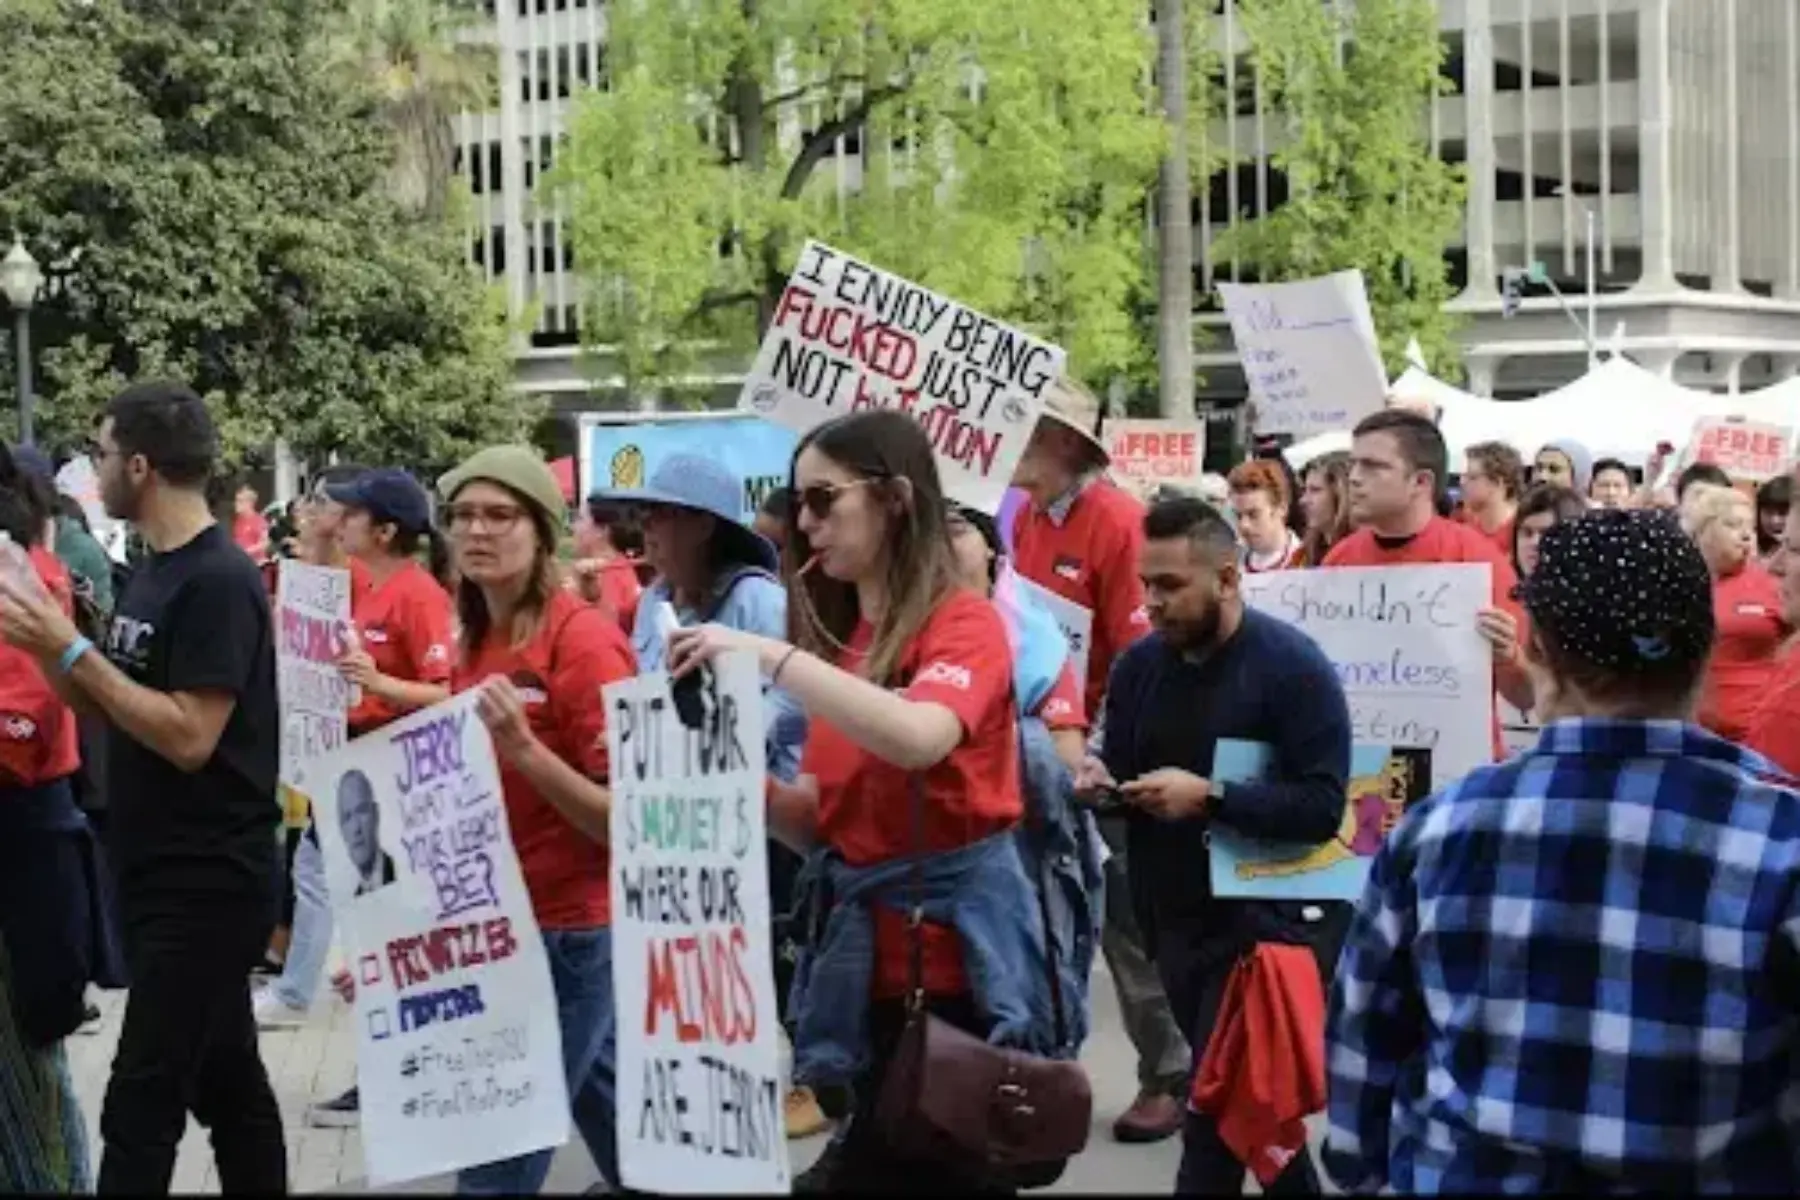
<box><xmin>454</xmin><ymin>488</ymin><xmax>562</xmax><ymax>656</ymax></box>
<box><xmin>1300</xmin><ymin>451</ymin><xmax>1353</xmax><ymax>566</ymax></box>
<box><xmin>784</xmin><ymin>410</ymin><xmax>959</xmax><ymax>685</ymax></box>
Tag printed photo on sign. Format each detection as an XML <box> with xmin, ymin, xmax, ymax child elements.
<box><xmin>737</xmin><ymin>239</ymin><xmax>1064</xmax><ymax>514</ymax></box>
<box><xmin>310</xmin><ymin>694</ymin><xmax>570</xmax><ymax>1187</ymax></box>
<box><xmin>1219</xmin><ymin>270</ymin><xmax>1387</xmax><ymax>440</ymax></box>
<box><xmin>1240</xmin><ymin>563</ymin><xmax>1495</xmax><ymax>790</ymax></box>
<box><xmin>1209</xmin><ymin>740</ymin><xmax>1432</xmax><ymax>901</ymax></box>
<box><xmin>276</xmin><ymin>560</ymin><xmax>353</xmax><ymax>808</ymax></box>
<box><xmin>582</xmin><ymin>417</ymin><xmax>798</xmax><ymax>523</ymax></box>
<box><xmin>606</xmin><ymin>651</ymin><xmax>789</xmax><ymax>1195</ymax></box>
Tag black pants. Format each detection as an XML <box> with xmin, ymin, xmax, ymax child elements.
<box><xmin>97</xmin><ymin>905</ymin><xmax>287</xmax><ymax>1194</ymax></box>
<box><xmin>826</xmin><ymin>995</ymin><xmax>1014</xmax><ymax>1196</ymax></box>
<box><xmin>768</xmin><ymin>839</ymin><xmax>805</xmax><ymax>1027</ymax></box>
<box><xmin>278</xmin><ymin>827</ymin><xmax>304</xmax><ymax>929</ymax></box>
<box><xmin>1155</xmin><ymin>921</ymin><xmax>1336</xmax><ymax>1197</ymax></box>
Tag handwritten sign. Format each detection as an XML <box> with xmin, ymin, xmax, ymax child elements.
<box><xmin>277</xmin><ymin>561</ymin><xmax>353</xmax><ymax>812</ymax></box>
<box><xmin>607</xmin><ymin>652</ymin><xmax>788</xmax><ymax>1194</ymax></box>
<box><xmin>1240</xmin><ymin>564</ymin><xmax>1494</xmax><ymax>790</ymax></box>
<box><xmin>1106</xmin><ymin>419</ymin><xmax>1207</xmax><ymax>499</ymax></box>
<box><xmin>310</xmin><ymin>694</ymin><xmax>569</xmax><ymax>1186</ymax></box>
<box><xmin>54</xmin><ymin>454</ymin><xmax>126</xmax><ymax>563</ymax></box>
<box><xmin>1013</xmin><ymin>574</ymin><xmax>1093</xmax><ymax>687</ymax></box>
<box><xmin>1209</xmin><ymin>740</ymin><xmax>1432</xmax><ymax>901</ymax></box>
<box><xmin>1682</xmin><ymin>416</ymin><xmax>1794</xmax><ymax>484</ymax></box>
<box><xmin>1219</xmin><ymin>270</ymin><xmax>1387</xmax><ymax>439</ymax></box>
<box><xmin>739</xmin><ymin>240</ymin><xmax>1063</xmax><ymax>513</ymax></box>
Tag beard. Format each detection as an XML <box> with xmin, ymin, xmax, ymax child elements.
<box><xmin>101</xmin><ymin>475</ymin><xmax>142</xmax><ymax>523</ymax></box>
<box><xmin>1157</xmin><ymin>599</ymin><xmax>1223</xmax><ymax>652</ymax></box>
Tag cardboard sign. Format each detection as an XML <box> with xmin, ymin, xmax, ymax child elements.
<box><xmin>276</xmin><ymin>561</ymin><xmax>353</xmax><ymax>815</ymax></box>
<box><xmin>1219</xmin><ymin>270</ymin><xmax>1387</xmax><ymax>439</ymax></box>
<box><xmin>739</xmin><ymin>240</ymin><xmax>1063</xmax><ymax>513</ymax></box>
<box><xmin>310</xmin><ymin>694</ymin><xmax>570</xmax><ymax>1187</ymax></box>
<box><xmin>584</xmin><ymin>417</ymin><xmax>798</xmax><ymax>522</ymax></box>
<box><xmin>1683</xmin><ymin>416</ymin><xmax>1794</xmax><ymax>484</ymax></box>
<box><xmin>607</xmin><ymin>652</ymin><xmax>789</xmax><ymax>1194</ymax></box>
<box><xmin>1105</xmin><ymin>419</ymin><xmax>1207</xmax><ymax>499</ymax></box>
<box><xmin>1012</xmin><ymin>574</ymin><xmax>1093</xmax><ymax>687</ymax></box>
<box><xmin>1240</xmin><ymin>564</ymin><xmax>1496</xmax><ymax>791</ymax></box>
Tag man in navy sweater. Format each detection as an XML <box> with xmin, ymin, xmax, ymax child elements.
<box><xmin>1080</xmin><ymin>495</ymin><xmax>1351</xmax><ymax>1195</ymax></box>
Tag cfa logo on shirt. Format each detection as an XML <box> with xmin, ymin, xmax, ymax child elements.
<box><xmin>1736</xmin><ymin>603</ymin><xmax>1769</xmax><ymax>618</ymax></box>
<box><xmin>1052</xmin><ymin>555</ymin><xmax>1083</xmax><ymax>582</ymax></box>
<box><xmin>507</xmin><ymin>670</ymin><xmax>550</xmax><ymax>706</ymax></box>
<box><xmin>106</xmin><ymin>614</ymin><xmax>156</xmax><ymax>675</ymax></box>
<box><xmin>1042</xmin><ymin>698</ymin><xmax>1074</xmax><ymax>722</ymax></box>
<box><xmin>0</xmin><ymin>713</ymin><xmax>36</xmax><ymax>741</ymax></box>
<box><xmin>362</xmin><ymin>626</ymin><xmax>391</xmax><ymax>645</ymax></box>
<box><xmin>424</xmin><ymin>643</ymin><xmax>449</xmax><ymax>665</ymax></box>
<box><xmin>915</xmin><ymin>660</ymin><xmax>973</xmax><ymax>691</ymax></box>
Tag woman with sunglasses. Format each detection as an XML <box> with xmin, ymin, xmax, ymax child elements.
<box><xmin>667</xmin><ymin>410</ymin><xmax>1061</xmax><ymax>1193</ymax></box>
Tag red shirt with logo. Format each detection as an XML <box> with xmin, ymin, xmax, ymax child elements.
<box><xmin>0</xmin><ymin>549</ymin><xmax>79</xmax><ymax>786</ymax></box>
<box><xmin>348</xmin><ymin>560</ymin><xmax>454</xmax><ymax>735</ymax></box>
<box><xmin>1322</xmin><ymin>517</ymin><xmax>1523</xmax><ymax>761</ymax></box>
<box><xmin>1699</xmin><ymin>563</ymin><xmax>1789</xmax><ymax>742</ymax></box>
<box><xmin>452</xmin><ymin>590</ymin><xmax>636</xmax><ymax>929</ymax></box>
<box><xmin>595</xmin><ymin>557</ymin><xmax>643</xmax><ymax>637</ymax></box>
<box><xmin>804</xmin><ymin>589</ymin><xmax>1023</xmax><ymax>997</ymax></box>
<box><xmin>1036</xmin><ymin>660</ymin><xmax>1086</xmax><ymax>732</ymax></box>
<box><xmin>1747</xmin><ymin>645</ymin><xmax>1800</xmax><ymax>776</ymax></box>
<box><xmin>1010</xmin><ymin>479</ymin><xmax>1151</xmax><ymax>716</ymax></box>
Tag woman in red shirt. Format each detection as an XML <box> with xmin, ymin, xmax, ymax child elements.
<box><xmin>668</xmin><ymin>409</ymin><xmax>1055</xmax><ymax>1193</ymax></box>
<box><xmin>1684</xmin><ymin>485</ymin><xmax>1790</xmax><ymax>741</ymax></box>
<box><xmin>569</xmin><ymin>496</ymin><xmax>644</xmax><ymax>635</ymax></box>
<box><xmin>1747</xmin><ymin>486</ymin><xmax>1800</xmax><ymax>773</ymax></box>
<box><xmin>439</xmin><ymin>446</ymin><xmax>637</xmax><ymax>1195</ymax></box>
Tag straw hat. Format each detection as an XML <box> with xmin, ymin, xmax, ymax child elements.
<box><xmin>1034</xmin><ymin>376</ymin><xmax>1111</xmax><ymax>466</ymax></box>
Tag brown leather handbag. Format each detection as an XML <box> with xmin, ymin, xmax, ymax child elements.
<box><xmin>872</xmin><ymin>777</ymin><xmax>1093</xmax><ymax>1179</ymax></box>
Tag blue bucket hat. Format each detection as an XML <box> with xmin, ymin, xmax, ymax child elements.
<box><xmin>597</xmin><ymin>452</ymin><xmax>777</xmax><ymax>573</ymax></box>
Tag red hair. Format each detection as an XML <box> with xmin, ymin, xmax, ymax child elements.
<box><xmin>1227</xmin><ymin>459</ymin><xmax>1290</xmax><ymax>511</ymax></box>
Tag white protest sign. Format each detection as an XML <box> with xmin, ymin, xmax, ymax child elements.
<box><xmin>606</xmin><ymin>652</ymin><xmax>789</xmax><ymax>1195</ymax></box>
<box><xmin>1014</xmin><ymin>574</ymin><xmax>1093</xmax><ymax>687</ymax></box>
<box><xmin>1240</xmin><ymin>564</ymin><xmax>1495</xmax><ymax>790</ymax></box>
<box><xmin>1105</xmin><ymin>419</ymin><xmax>1207</xmax><ymax>499</ymax></box>
<box><xmin>311</xmin><ymin>694</ymin><xmax>569</xmax><ymax>1187</ymax></box>
<box><xmin>739</xmin><ymin>240</ymin><xmax>1063</xmax><ymax>514</ymax></box>
<box><xmin>54</xmin><ymin>454</ymin><xmax>126</xmax><ymax>563</ymax></box>
<box><xmin>1681</xmin><ymin>416</ymin><xmax>1794</xmax><ymax>484</ymax></box>
<box><xmin>1219</xmin><ymin>270</ymin><xmax>1387</xmax><ymax>440</ymax></box>
<box><xmin>276</xmin><ymin>561</ymin><xmax>353</xmax><ymax>807</ymax></box>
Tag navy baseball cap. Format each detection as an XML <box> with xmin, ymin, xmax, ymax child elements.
<box><xmin>325</xmin><ymin>468</ymin><xmax>433</xmax><ymax>534</ymax></box>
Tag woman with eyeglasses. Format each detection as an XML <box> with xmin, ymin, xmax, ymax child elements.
<box><xmin>1483</xmin><ymin>484</ymin><xmax>1588</xmax><ymax>754</ymax></box>
<box><xmin>666</xmin><ymin>409</ymin><xmax>1061</xmax><ymax>1193</ymax></box>
<box><xmin>442</xmin><ymin>445</ymin><xmax>637</xmax><ymax>1195</ymax></box>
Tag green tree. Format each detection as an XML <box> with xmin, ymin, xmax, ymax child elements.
<box><xmin>1208</xmin><ymin>0</ymin><xmax>1465</xmax><ymax>379</ymax></box>
<box><xmin>548</xmin><ymin>0</ymin><xmax>1166</xmax><ymax>401</ymax></box>
<box><xmin>0</xmin><ymin>0</ymin><xmax>527</xmax><ymax>470</ymax></box>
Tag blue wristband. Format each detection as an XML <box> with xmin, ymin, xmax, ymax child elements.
<box><xmin>58</xmin><ymin>636</ymin><xmax>93</xmax><ymax>676</ymax></box>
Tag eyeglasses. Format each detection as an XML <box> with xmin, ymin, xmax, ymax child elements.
<box><xmin>792</xmin><ymin>479</ymin><xmax>877</xmax><ymax>521</ymax></box>
<box><xmin>445</xmin><ymin>503</ymin><xmax>526</xmax><ymax>535</ymax></box>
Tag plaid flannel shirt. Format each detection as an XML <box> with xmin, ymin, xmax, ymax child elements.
<box><xmin>1326</xmin><ymin>718</ymin><xmax>1800</xmax><ymax>1194</ymax></box>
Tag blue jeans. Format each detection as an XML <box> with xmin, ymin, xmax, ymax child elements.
<box><xmin>456</xmin><ymin>927</ymin><xmax>619</xmax><ymax>1195</ymax></box>
<box><xmin>269</xmin><ymin>831</ymin><xmax>331</xmax><ymax>1011</ymax></box>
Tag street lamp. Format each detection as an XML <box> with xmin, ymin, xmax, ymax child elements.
<box><xmin>0</xmin><ymin>238</ymin><xmax>43</xmax><ymax>446</ymax></box>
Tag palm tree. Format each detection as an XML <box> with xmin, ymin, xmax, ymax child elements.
<box><xmin>1155</xmin><ymin>0</ymin><xmax>1195</xmax><ymax>420</ymax></box>
<box><xmin>336</xmin><ymin>0</ymin><xmax>497</xmax><ymax>219</ymax></box>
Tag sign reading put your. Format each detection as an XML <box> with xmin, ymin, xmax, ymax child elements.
<box><xmin>739</xmin><ymin>240</ymin><xmax>1064</xmax><ymax>514</ymax></box>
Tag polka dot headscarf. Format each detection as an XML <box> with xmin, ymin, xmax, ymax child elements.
<box><xmin>1516</xmin><ymin>507</ymin><xmax>1714</xmax><ymax>673</ymax></box>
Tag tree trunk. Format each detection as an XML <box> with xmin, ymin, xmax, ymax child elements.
<box><xmin>1155</xmin><ymin>0</ymin><xmax>1195</xmax><ymax>421</ymax></box>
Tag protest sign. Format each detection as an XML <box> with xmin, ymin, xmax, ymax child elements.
<box><xmin>1208</xmin><ymin>740</ymin><xmax>1432</xmax><ymax>901</ymax></box>
<box><xmin>739</xmin><ymin>240</ymin><xmax>1063</xmax><ymax>513</ymax></box>
<box><xmin>276</xmin><ymin>561</ymin><xmax>354</xmax><ymax>815</ymax></box>
<box><xmin>310</xmin><ymin>694</ymin><xmax>569</xmax><ymax>1186</ymax></box>
<box><xmin>1681</xmin><ymin>416</ymin><xmax>1794</xmax><ymax>484</ymax></box>
<box><xmin>607</xmin><ymin>652</ymin><xmax>788</xmax><ymax>1194</ymax></box>
<box><xmin>1105</xmin><ymin>419</ymin><xmax>1207</xmax><ymax>499</ymax></box>
<box><xmin>1219</xmin><ymin>270</ymin><xmax>1387</xmax><ymax>440</ymax></box>
<box><xmin>1013</xmin><ymin>574</ymin><xmax>1093</xmax><ymax>687</ymax></box>
<box><xmin>582</xmin><ymin>417</ymin><xmax>798</xmax><ymax>522</ymax></box>
<box><xmin>1240</xmin><ymin>564</ymin><xmax>1494</xmax><ymax>790</ymax></box>
<box><xmin>54</xmin><ymin>454</ymin><xmax>126</xmax><ymax>563</ymax></box>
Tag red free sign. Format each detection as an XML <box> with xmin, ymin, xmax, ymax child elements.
<box><xmin>1690</xmin><ymin>419</ymin><xmax>1793</xmax><ymax>484</ymax></box>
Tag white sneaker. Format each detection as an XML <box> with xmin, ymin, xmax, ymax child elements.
<box><xmin>252</xmin><ymin>986</ymin><xmax>309</xmax><ymax>1030</ymax></box>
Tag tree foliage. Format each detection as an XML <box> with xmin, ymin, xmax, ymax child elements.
<box><xmin>549</xmin><ymin>0</ymin><xmax>1167</xmax><ymax>401</ymax></box>
<box><xmin>1208</xmin><ymin>0</ymin><xmax>1466</xmax><ymax>379</ymax></box>
<box><xmin>0</xmin><ymin>0</ymin><xmax>527</xmax><ymax>471</ymax></box>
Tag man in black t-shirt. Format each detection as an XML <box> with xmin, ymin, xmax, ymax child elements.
<box><xmin>0</xmin><ymin>380</ymin><xmax>286</xmax><ymax>1194</ymax></box>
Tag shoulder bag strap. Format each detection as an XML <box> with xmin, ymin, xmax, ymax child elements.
<box><xmin>904</xmin><ymin>772</ymin><xmax>928</xmax><ymax>1016</ymax></box>
<box><xmin>1023</xmin><ymin>724</ymin><xmax>1071</xmax><ymax>1051</ymax></box>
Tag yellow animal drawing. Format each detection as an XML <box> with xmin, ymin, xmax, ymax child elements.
<box><xmin>610</xmin><ymin>444</ymin><xmax>645</xmax><ymax>489</ymax></box>
<box><xmin>1234</xmin><ymin>756</ymin><xmax>1414</xmax><ymax>880</ymax></box>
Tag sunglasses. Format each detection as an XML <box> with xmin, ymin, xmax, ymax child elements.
<box><xmin>792</xmin><ymin>478</ymin><xmax>878</xmax><ymax>521</ymax></box>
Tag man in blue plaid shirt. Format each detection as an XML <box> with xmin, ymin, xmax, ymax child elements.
<box><xmin>1326</xmin><ymin>507</ymin><xmax>1800</xmax><ymax>1194</ymax></box>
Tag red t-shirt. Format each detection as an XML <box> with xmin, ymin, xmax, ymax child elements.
<box><xmin>804</xmin><ymin>590</ymin><xmax>1023</xmax><ymax>997</ymax></box>
<box><xmin>348</xmin><ymin>560</ymin><xmax>454</xmax><ymax>735</ymax></box>
<box><xmin>1699</xmin><ymin>564</ymin><xmax>1789</xmax><ymax>742</ymax></box>
<box><xmin>452</xmin><ymin>590</ymin><xmax>637</xmax><ymax>929</ymax></box>
<box><xmin>233</xmin><ymin>511</ymin><xmax>269</xmax><ymax>558</ymax></box>
<box><xmin>597</xmin><ymin>557</ymin><xmax>643</xmax><ymax>637</ymax></box>
<box><xmin>0</xmin><ymin>549</ymin><xmax>79</xmax><ymax>786</ymax></box>
<box><xmin>1746</xmin><ymin>645</ymin><xmax>1800</xmax><ymax>776</ymax></box>
<box><xmin>1036</xmin><ymin>660</ymin><xmax>1086</xmax><ymax>732</ymax></box>
<box><xmin>1322</xmin><ymin>517</ymin><xmax>1522</xmax><ymax>761</ymax></box>
<box><xmin>1453</xmin><ymin>506</ymin><xmax>1516</xmax><ymax>559</ymax></box>
<box><xmin>1010</xmin><ymin>479</ymin><xmax>1151</xmax><ymax>716</ymax></box>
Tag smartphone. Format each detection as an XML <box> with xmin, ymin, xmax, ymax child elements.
<box><xmin>658</xmin><ymin>602</ymin><xmax>708</xmax><ymax>729</ymax></box>
<box><xmin>1078</xmin><ymin>783</ymin><xmax>1129</xmax><ymax>815</ymax></box>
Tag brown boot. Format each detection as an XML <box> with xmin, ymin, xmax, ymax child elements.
<box><xmin>1111</xmin><ymin>1089</ymin><xmax>1184</xmax><ymax>1143</ymax></box>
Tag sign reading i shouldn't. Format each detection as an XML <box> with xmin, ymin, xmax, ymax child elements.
<box><xmin>606</xmin><ymin>651</ymin><xmax>789</xmax><ymax>1195</ymax></box>
<box><xmin>737</xmin><ymin>239</ymin><xmax>1064</xmax><ymax>514</ymax></box>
